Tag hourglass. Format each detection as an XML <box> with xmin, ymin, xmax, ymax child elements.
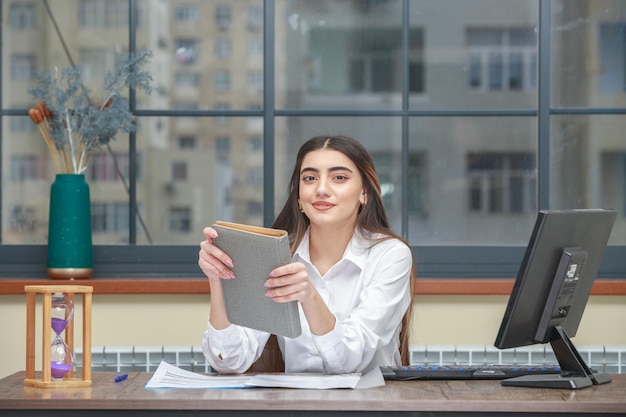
<box><xmin>24</xmin><ymin>285</ymin><xmax>92</xmax><ymax>388</ymax></box>
<box><xmin>50</xmin><ymin>292</ymin><xmax>74</xmax><ymax>380</ymax></box>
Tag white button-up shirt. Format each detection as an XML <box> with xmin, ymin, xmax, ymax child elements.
<box><xmin>202</xmin><ymin>229</ymin><xmax>413</xmax><ymax>374</ymax></box>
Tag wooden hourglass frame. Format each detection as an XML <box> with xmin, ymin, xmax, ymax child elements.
<box><xmin>24</xmin><ymin>285</ymin><xmax>93</xmax><ymax>388</ymax></box>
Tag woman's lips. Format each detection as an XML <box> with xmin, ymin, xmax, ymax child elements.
<box><xmin>312</xmin><ymin>201</ymin><xmax>335</xmax><ymax>210</ymax></box>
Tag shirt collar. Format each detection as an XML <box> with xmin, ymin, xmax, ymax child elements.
<box><xmin>294</xmin><ymin>228</ymin><xmax>370</xmax><ymax>272</ymax></box>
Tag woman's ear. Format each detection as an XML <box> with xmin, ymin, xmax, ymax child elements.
<box><xmin>360</xmin><ymin>190</ymin><xmax>367</xmax><ymax>206</ymax></box>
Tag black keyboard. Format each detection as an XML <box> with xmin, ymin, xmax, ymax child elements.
<box><xmin>380</xmin><ymin>364</ymin><xmax>562</xmax><ymax>380</ymax></box>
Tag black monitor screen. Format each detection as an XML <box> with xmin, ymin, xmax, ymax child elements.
<box><xmin>494</xmin><ymin>209</ymin><xmax>616</xmax><ymax>389</ymax></box>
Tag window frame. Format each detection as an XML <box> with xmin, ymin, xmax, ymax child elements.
<box><xmin>0</xmin><ymin>0</ymin><xmax>624</xmax><ymax>289</ymax></box>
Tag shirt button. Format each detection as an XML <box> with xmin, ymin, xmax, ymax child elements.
<box><xmin>310</xmin><ymin>348</ymin><xmax>319</xmax><ymax>355</ymax></box>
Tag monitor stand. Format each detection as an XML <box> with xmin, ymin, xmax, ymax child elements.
<box><xmin>501</xmin><ymin>326</ymin><xmax>612</xmax><ymax>389</ymax></box>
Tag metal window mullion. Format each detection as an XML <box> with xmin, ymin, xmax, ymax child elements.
<box><xmin>537</xmin><ymin>0</ymin><xmax>551</xmax><ymax>210</ymax></box>
<box><xmin>401</xmin><ymin>0</ymin><xmax>409</xmax><ymax>239</ymax></box>
<box><xmin>263</xmin><ymin>0</ymin><xmax>275</xmax><ymax>227</ymax></box>
<box><xmin>128</xmin><ymin>0</ymin><xmax>137</xmax><ymax>243</ymax></box>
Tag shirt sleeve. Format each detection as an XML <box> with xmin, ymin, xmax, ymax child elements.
<box><xmin>311</xmin><ymin>241</ymin><xmax>413</xmax><ymax>374</ymax></box>
<box><xmin>201</xmin><ymin>321</ymin><xmax>271</xmax><ymax>374</ymax></box>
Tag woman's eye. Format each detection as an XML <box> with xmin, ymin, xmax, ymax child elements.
<box><xmin>333</xmin><ymin>174</ymin><xmax>348</xmax><ymax>181</ymax></box>
<box><xmin>302</xmin><ymin>175</ymin><xmax>316</xmax><ymax>182</ymax></box>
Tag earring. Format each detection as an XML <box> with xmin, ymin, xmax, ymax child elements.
<box><xmin>298</xmin><ymin>200</ymin><xmax>304</xmax><ymax>212</ymax></box>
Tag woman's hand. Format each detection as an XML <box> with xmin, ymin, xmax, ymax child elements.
<box><xmin>198</xmin><ymin>227</ymin><xmax>235</xmax><ymax>282</ymax></box>
<box><xmin>265</xmin><ymin>262</ymin><xmax>315</xmax><ymax>303</ymax></box>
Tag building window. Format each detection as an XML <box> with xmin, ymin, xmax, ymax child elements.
<box><xmin>9</xmin><ymin>3</ymin><xmax>35</xmax><ymax>30</ymax></box>
<box><xmin>215</xmin><ymin>136</ymin><xmax>230</xmax><ymax>161</ymax></box>
<box><xmin>466</xmin><ymin>28</ymin><xmax>537</xmax><ymax>91</ymax></box>
<box><xmin>214</xmin><ymin>70</ymin><xmax>231</xmax><ymax>91</ymax></box>
<box><xmin>246</xmin><ymin>200</ymin><xmax>263</xmax><ymax>217</ymax></box>
<box><xmin>172</xmin><ymin>161</ymin><xmax>187</xmax><ymax>181</ymax></box>
<box><xmin>177</xmin><ymin>136</ymin><xmax>197</xmax><ymax>149</ymax></box>
<box><xmin>248</xmin><ymin>136</ymin><xmax>263</xmax><ymax>152</ymax></box>
<box><xmin>10</xmin><ymin>155</ymin><xmax>42</xmax><ymax>181</ymax></box>
<box><xmin>10</xmin><ymin>206</ymin><xmax>36</xmax><ymax>233</ymax></box>
<box><xmin>247</xmin><ymin>6</ymin><xmax>262</xmax><ymax>31</ymax></box>
<box><xmin>79</xmin><ymin>0</ymin><xmax>128</xmax><ymax>29</ymax></box>
<box><xmin>169</xmin><ymin>207</ymin><xmax>192</xmax><ymax>232</ymax></box>
<box><xmin>215</xmin><ymin>39</ymin><xmax>232</xmax><ymax>57</ymax></box>
<box><xmin>174</xmin><ymin>71</ymin><xmax>200</xmax><ymax>87</ymax></box>
<box><xmin>87</xmin><ymin>152</ymin><xmax>130</xmax><ymax>182</ymax></box>
<box><xmin>247</xmin><ymin>167</ymin><xmax>263</xmax><ymax>186</ymax></box>
<box><xmin>174</xmin><ymin>5</ymin><xmax>199</xmax><ymax>23</ymax></box>
<box><xmin>467</xmin><ymin>152</ymin><xmax>536</xmax><ymax>214</ymax></box>
<box><xmin>10</xmin><ymin>116</ymin><xmax>36</xmax><ymax>133</ymax></box>
<box><xmin>80</xmin><ymin>49</ymin><xmax>119</xmax><ymax>82</ymax></box>
<box><xmin>247</xmin><ymin>38</ymin><xmax>263</xmax><ymax>56</ymax></box>
<box><xmin>175</xmin><ymin>39</ymin><xmax>199</xmax><ymax>65</ymax></box>
<box><xmin>215</xmin><ymin>5</ymin><xmax>231</xmax><ymax>31</ymax></box>
<box><xmin>215</xmin><ymin>102</ymin><xmax>231</xmax><ymax>123</ymax></box>
<box><xmin>599</xmin><ymin>23</ymin><xmax>626</xmax><ymax>92</ymax></box>
<box><xmin>91</xmin><ymin>202</ymin><xmax>129</xmax><ymax>233</ymax></box>
<box><xmin>247</xmin><ymin>71</ymin><xmax>263</xmax><ymax>91</ymax></box>
<box><xmin>11</xmin><ymin>54</ymin><xmax>35</xmax><ymax>81</ymax></box>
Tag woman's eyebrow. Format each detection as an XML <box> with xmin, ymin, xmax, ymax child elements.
<box><xmin>300</xmin><ymin>166</ymin><xmax>353</xmax><ymax>174</ymax></box>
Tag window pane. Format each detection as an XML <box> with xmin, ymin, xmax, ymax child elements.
<box><xmin>552</xmin><ymin>0</ymin><xmax>626</xmax><ymax>107</ymax></box>
<box><xmin>551</xmin><ymin>115</ymin><xmax>626</xmax><ymax>244</ymax></box>
<box><xmin>409</xmin><ymin>117</ymin><xmax>538</xmax><ymax>245</ymax></box>
<box><xmin>280</xmin><ymin>0</ymin><xmax>405</xmax><ymax>110</ymax></box>
<box><xmin>411</xmin><ymin>0</ymin><xmax>538</xmax><ymax>109</ymax></box>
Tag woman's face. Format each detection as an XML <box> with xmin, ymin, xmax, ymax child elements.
<box><xmin>298</xmin><ymin>148</ymin><xmax>366</xmax><ymax>229</ymax></box>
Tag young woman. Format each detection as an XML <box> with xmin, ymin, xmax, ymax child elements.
<box><xmin>199</xmin><ymin>135</ymin><xmax>415</xmax><ymax>374</ymax></box>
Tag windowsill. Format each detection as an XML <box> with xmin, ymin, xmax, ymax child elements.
<box><xmin>0</xmin><ymin>278</ymin><xmax>625</xmax><ymax>295</ymax></box>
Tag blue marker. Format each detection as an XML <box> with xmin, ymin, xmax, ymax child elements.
<box><xmin>114</xmin><ymin>373</ymin><xmax>128</xmax><ymax>382</ymax></box>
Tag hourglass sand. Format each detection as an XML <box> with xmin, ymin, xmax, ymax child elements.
<box><xmin>24</xmin><ymin>285</ymin><xmax>92</xmax><ymax>388</ymax></box>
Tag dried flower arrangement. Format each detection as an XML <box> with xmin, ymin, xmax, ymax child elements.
<box><xmin>27</xmin><ymin>47</ymin><xmax>153</xmax><ymax>174</ymax></box>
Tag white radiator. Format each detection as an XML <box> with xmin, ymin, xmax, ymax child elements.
<box><xmin>75</xmin><ymin>344</ymin><xmax>625</xmax><ymax>374</ymax></box>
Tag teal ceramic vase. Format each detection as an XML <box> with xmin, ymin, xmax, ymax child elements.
<box><xmin>47</xmin><ymin>174</ymin><xmax>93</xmax><ymax>279</ymax></box>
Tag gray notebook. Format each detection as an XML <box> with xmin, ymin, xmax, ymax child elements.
<box><xmin>212</xmin><ymin>221</ymin><xmax>302</xmax><ymax>338</ymax></box>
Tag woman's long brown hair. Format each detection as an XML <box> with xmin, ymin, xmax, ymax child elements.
<box><xmin>249</xmin><ymin>135</ymin><xmax>415</xmax><ymax>372</ymax></box>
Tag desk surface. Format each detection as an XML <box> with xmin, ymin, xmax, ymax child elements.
<box><xmin>1</xmin><ymin>371</ymin><xmax>625</xmax><ymax>416</ymax></box>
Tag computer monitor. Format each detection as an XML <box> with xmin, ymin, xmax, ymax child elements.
<box><xmin>495</xmin><ymin>209</ymin><xmax>617</xmax><ymax>389</ymax></box>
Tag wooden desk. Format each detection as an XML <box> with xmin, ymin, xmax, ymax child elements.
<box><xmin>1</xmin><ymin>371</ymin><xmax>625</xmax><ymax>416</ymax></box>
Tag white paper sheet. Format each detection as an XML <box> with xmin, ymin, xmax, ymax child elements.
<box><xmin>145</xmin><ymin>361</ymin><xmax>385</xmax><ymax>390</ymax></box>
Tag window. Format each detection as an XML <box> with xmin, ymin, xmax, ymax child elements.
<box><xmin>215</xmin><ymin>39</ymin><xmax>232</xmax><ymax>57</ymax></box>
<box><xmin>174</xmin><ymin>71</ymin><xmax>200</xmax><ymax>87</ymax></box>
<box><xmin>175</xmin><ymin>39</ymin><xmax>199</xmax><ymax>65</ymax></box>
<box><xmin>169</xmin><ymin>207</ymin><xmax>192</xmax><ymax>232</ymax></box>
<box><xmin>10</xmin><ymin>206</ymin><xmax>36</xmax><ymax>233</ymax></box>
<box><xmin>80</xmin><ymin>49</ymin><xmax>119</xmax><ymax>82</ymax></box>
<box><xmin>467</xmin><ymin>152</ymin><xmax>536</xmax><ymax>214</ymax></box>
<box><xmin>215</xmin><ymin>70</ymin><xmax>231</xmax><ymax>91</ymax></box>
<box><xmin>215</xmin><ymin>103</ymin><xmax>231</xmax><ymax>123</ymax></box>
<box><xmin>215</xmin><ymin>5</ymin><xmax>231</xmax><ymax>31</ymax></box>
<box><xmin>10</xmin><ymin>116</ymin><xmax>36</xmax><ymax>133</ymax></box>
<box><xmin>599</xmin><ymin>23</ymin><xmax>626</xmax><ymax>92</ymax></box>
<box><xmin>247</xmin><ymin>71</ymin><xmax>263</xmax><ymax>91</ymax></box>
<box><xmin>91</xmin><ymin>202</ymin><xmax>129</xmax><ymax>233</ymax></box>
<box><xmin>247</xmin><ymin>38</ymin><xmax>263</xmax><ymax>56</ymax></box>
<box><xmin>10</xmin><ymin>155</ymin><xmax>41</xmax><ymax>181</ymax></box>
<box><xmin>171</xmin><ymin>161</ymin><xmax>187</xmax><ymax>181</ymax></box>
<box><xmin>466</xmin><ymin>28</ymin><xmax>537</xmax><ymax>91</ymax></box>
<box><xmin>9</xmin><ymin>3</ymin><xmax>35</xmax><ymax>30</ymax></box>
<box><xmin>1</xmin><ymin>2</ymin><xmax>624</xmax><ymax>282</ymax></box>
<box><xmin>10</xmin><ymin>54</ymin><xmax>35</xmax><ymax>81</ymax></box>
<box><xmin>177</xmin><ymin>136</ymin><xmax>197</xmax><ymax>149</ymax></box>
<box><xmin>247</xmin><ymin>6</ymin><xmax>262</xmax><ymax>31</ymax></box>
<box><xmin>87</xmin><ymin>152</ymin><xmax>129</xmax><ymax>183</ymax></box>
<box><xmin>79</xmin><ymin>0</ymin><xmax>128</xmax><ymax>28</ymax></box>
<box><xmin>174</xmin><ymin>5</ymin><xmax>199</xmax><ymax>23</ymax></box>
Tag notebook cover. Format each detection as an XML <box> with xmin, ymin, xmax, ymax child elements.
<box><xmin>212</xmin><ymin>221</ymin><xmax>302</xmax><ymax>338</ymax></box>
